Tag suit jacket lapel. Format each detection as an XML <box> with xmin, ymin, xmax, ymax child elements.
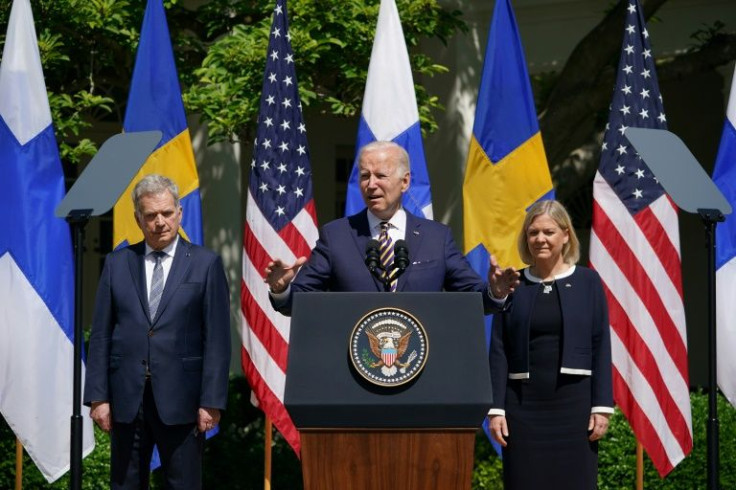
<box><xmin>152</xmin><ymin>238</ymin><xmax>193</xmax><ymax>325</ymax></box>
<box><xmin>399</xmin><ymin>212</ymin><xmax>424</xmax><ymax>291</ymax></box>
<box><xmin>348</xmin><ymin>210</ymin><xmax>383</xmax><ymax>291</ymax></box>
<box><xmin>127</xmin><ymin>242</ymin><xmax>151</xmax><ymax>321</ymax></box>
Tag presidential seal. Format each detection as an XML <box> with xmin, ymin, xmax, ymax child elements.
<box><xmin>349</xmin><ymin>308</ymin><xmax>428</xmax><ymax>387</ymax></box>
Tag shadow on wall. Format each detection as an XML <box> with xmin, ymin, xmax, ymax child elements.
<box><xmin>190</xmin><ymin>116</ymin><xmax>244</xmax><ymax>374</ymax></box>
<box><xmin>421</xmin><ymin>1</ymin><xmax>488</xmax><ymax>239</ymax></box>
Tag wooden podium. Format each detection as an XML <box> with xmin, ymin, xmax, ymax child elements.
<box><xmin>300</xmin><ymin>429</ymin><xmax>476</xmax><ymax>489</ymax></box>
<box><xmin>285</xmin><ymin>293</ymin><xmax>492</xmax><ymax>490</ymax></box>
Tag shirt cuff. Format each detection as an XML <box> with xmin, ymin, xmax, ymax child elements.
<box><xmin>486</xmin><ymin>287</ymin><xmax>508</xmax><ymax>304</ymax></box>
<box><xmin>591</xmin><ymin>406</ymin><xmax>615</xmax><ymax>415</ymax></box>
<box><xmin>269</xmin><ymin>284</ymin><xmax>292</xmax><ymax>301</ymax></box>
<box><xmin>488</xmin><ymin>408</ymin><xmax>506</xmax><ymax>417</ymax></box>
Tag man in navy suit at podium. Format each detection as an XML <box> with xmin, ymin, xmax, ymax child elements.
<box><xmin>266</xmin><ymin>141</ymin><xmax>518</xmax><ymax>313</ymax></box>
<box><xmin>84</xmin><ymin>174</ymin><xmax>231</xmax><ymax>490</ymax></box>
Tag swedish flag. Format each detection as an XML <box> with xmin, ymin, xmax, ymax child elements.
<box><xmin>463</xmin><ymin>0</ymin><xmax>553</xmax><ymax>273</ymax></box>
<box><xmin>113</xmin><ymin>0</ymin><xmax>202</xmax><ymax>249</ymax></box>
<box><xmin>462</xmin><ymin>0</ymin><xmax>554</xmax><ymax>449</ymax></box>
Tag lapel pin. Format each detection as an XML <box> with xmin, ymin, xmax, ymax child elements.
<box><xmin>412</xmin><ymin>230</ymin><xmax>419</xmax><ymax>236</ymax></box>
<box><xmin>565</xmin><ymin>283</ymin><xmax>571</xmax><ymax>288</ymax></box>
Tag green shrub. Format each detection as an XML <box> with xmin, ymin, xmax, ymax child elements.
<box><xmin>598</xmin><ymin>390</ymin><xmax>736</xmax><ymax>489</ymax></box>
<box><xmin>1</xmin><ymin>377</ymin><xmax>302</xmax><ymax>489</ymax></box>
<box><xmin>198</xmin><ymin>377</ymin><xmax>302</xmax><ymax>490</ymax></box>
<box><xmin>472</xmin><ymin>390</ymin><xmax>736</xmax><ymax>489</ymax></box>
<box><xmin>472</xmin><ymin>431</ymin><xmax>504</xmax><ymax>489</ymax></box>
<box><xmin>0</xmin><ymin>418</ymin><xmax>110</xmax><ymax>489</ymax></box>
<box><xmin>3</xmin><ymin>386</ymin><xmax>735</xmax><ymax>488</ymax></box>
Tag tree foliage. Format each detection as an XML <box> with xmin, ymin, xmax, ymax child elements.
<box><xmin>4</xmin><ymin>385</ymin><xmax>736</xmax><ymax>488</ymax></box>
<box><xmin>1</xmin><ymin>0</ymin><xmax>733</xmax><ymax>203</ymax></box>
<box><xmin>536</xmin><ymin>0</ymin><xmax>736</xmax><ymax>206</ymax></box>
<box><xmin>1</xmin><ymin>0</ymin><xmax>466</xmax><ymax>158</ymax></box>
<box><xmin>0</xmin><ymin>0</ymin><xmax>144</xmax><ymax>164</ymax></box>
<box><xmin>185</xmin><ymin>0</ymin><xmax>466</xmax><ymax>144</ymax></box>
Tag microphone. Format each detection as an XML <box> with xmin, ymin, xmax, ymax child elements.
<box><xmin>393</xmin><ymin>239</ymin><xmax>409</xmax><ymax>274</ymax></box>
<box><xmin>365</xmin><ymin>239</ymin><xmax>381</xmax><ymax>273</ymax></box>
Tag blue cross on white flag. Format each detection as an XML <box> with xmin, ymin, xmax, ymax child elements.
<box><xmin>714</xmin><ymin>66</ymin><xmax>736</xmax><ymax>408</ymax></box>
<box><xmin>344</xmin><ymin>0</ymin><xmax>433</xmax><ymax>219</ymax></box>
<box><xmin>0</xmin><ymin>0</ymin><xmax>94</xmax><ymax>482</ymax></box>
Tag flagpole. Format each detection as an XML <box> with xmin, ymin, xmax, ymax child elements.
<box><xmin>702</xmin><ymin>209</ymin><xmax>723</xmax><ymax>490</ymax></box>
<box><xmin>15</xmin><ymin>438</ymin><xmax>22</xmax><ymax>490</ymax></box>
<box><xmin>68</xmin><ymin>212</ymin><xmax>90</xmax><ymax>490</ymax></box>
<box><xmin>264</xmin><ymin>417</ymin><xmax>272</xmax><ymax>490</ymax></box>
<box><xmin>636</xmin><ymin>441</ymin><xmax>643</xmax><ymax>490</ymax></box>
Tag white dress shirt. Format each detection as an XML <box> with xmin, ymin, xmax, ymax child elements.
<box><xmin>144</xmin><ymin>235</ymin><xmax>179</xmax><ymax>297</ymax></box>
<box><xmin>366</xmin><ymin>208</ymin><xmax>407</xmax><ymax>242</ymax></box>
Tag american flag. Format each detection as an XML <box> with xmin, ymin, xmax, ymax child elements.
<box><xmin>240</xmin><ymin>0</ymin><xmax>318</xmax><ymax>455</ymax></box>
<box><xmin>589</xmin><ymin>0</ymin><xmax>692</xmax><ymax>476</ymax></box>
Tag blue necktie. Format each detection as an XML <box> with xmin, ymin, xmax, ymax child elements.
<box><xmin>148</xmin><ymin>251</ymin><xmax>166</xmax><ymax>320</ymax></box>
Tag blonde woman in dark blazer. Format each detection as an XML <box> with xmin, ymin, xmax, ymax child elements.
<box><xmin>488</xmin><ymin>200</ymin><xmax>613</xmax><ymax>489</ymax></box>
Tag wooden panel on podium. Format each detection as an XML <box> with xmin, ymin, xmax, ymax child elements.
<box><xmin>300</xmin><ymin>429</ymin><xmax>476</xmax><ymax>490</ymax></box>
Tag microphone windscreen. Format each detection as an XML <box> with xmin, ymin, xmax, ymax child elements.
<box><xmin>365</xmin><ymin>239</ymin><xmax>381</xmax><ymax>271</ymax></box>
<box><xmin>394</xmin><ymin>239</ymin><xmax>409</xmax><ymax>270</ymax></box>
<box><xmin>366</xmin><ymin>239</ymin><xmax>380</xmax><ymax>252</ymax></box>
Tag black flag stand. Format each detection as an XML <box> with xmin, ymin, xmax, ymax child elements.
<box><xmin>68</xmin><ymin>209</ymin><xmax>91</xmax><ymax>490</ymax></box>
<box><xmin>699</xmin><ymin>208</ymin><xmax>725</xmax><ymax>490</ymax></box>
<box><xmin>56</xmin><ymin>131</ymin><xmax>162</xmax><ymax>490</ymax></box>
<box><xmin>626</xmin><ymin>128</ymin><xmax>732</xmax><ymax>490</ymax></box>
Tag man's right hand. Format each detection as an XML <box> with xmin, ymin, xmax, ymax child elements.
<box><xmin>90</xmin><ymin>401</ymin><xmax>112</xmax><ymax>432</ymax></box>
<box><xmin>264</xmin><ymin>257</ymin><xmax>307</xmax><ymax>294</ymax></box>
<box><xmin>488</xmin><ymin>254</ymin><xmax>519</xmax><ymax>299</ymax></box>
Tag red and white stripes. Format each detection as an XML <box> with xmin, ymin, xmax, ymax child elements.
<box><xmin>590</xmin><ymin>173</ymin><xmax>692</xmax><ymax>476</ymax></box>
<box><xmin>241</xmin><ymin>190</ymin><xmax>318</xmax><ymax>454</ymax></box>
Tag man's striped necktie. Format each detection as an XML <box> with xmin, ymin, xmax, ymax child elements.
<box><xmin>148</xmin><ymin>251</ymin><xmax>166</xmax><ymax>320</ymax></box>
<box><xmin>379</xmin><ymin>222</ymin><xmax>397</xmax><ymax>292</ymax></box>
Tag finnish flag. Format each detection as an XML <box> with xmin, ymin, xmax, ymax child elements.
<box><xmin>345</xmin><ymin>0</ymin><xmax>433</xmax><ymax>219</ymax></box>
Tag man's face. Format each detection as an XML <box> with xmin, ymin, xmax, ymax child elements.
<box><xmin>135</xmin><ymin>191</ymin><xmax>182</xmax><ymax>250</ymax></box>
<box><xmin>358</xmin><ymin>148</ymin><xmax>410</xmax><ymax>220</ymax></box>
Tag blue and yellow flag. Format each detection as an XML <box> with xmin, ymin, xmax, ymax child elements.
<box><xmin>463</xmin><ymin>0</ymin><xmax>553</xmax><ymax>274</ymax></box>
<box><xmin>462</xmin><ymin>0</ymin><xmax>554</xmax><ymax>449</ymax></box>
<box><xmin>113</xmin><ymin>0</ymin><xmax>202</xmax><ymax>248</ymax></box>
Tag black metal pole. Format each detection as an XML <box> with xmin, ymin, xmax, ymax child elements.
<box><xmin>699</xmin><ymin>208</ymin><xmax>723</xmax><ymax>490</ymax></box>
<box><xmin>68</xmin><ymin>210</ymin><xmax>90</xmax><ymax>490</ymax></box>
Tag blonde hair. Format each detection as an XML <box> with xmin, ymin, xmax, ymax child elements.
<box><xmin>517</xmin><ymin>200</ymin><xmax>580</xmax><ymax>265</ymax></box>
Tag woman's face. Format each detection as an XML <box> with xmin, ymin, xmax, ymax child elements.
<box><xmin>525</xmin><ymin>213</ymin><xmax>569</xmax><ymax>264</ymax></box>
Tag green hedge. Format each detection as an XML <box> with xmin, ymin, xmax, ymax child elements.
<box><xmin>2</xmin><ymin>383</ymin><xmax>734</xmax><ymax>489</ymax></box>
<box><xmin>472</xmin><ymin>389</ymin><xmax>736</xmax><ymax>489</ymax></box>
<box><xmin>597</xmin><ymin>390</ymin><xmax>736</xmax><ymax>489</ymax></box>
<box><xmin>0</xmin><ymin>419</ymin><xmax>110</xmax><ymax>489</ymax></box>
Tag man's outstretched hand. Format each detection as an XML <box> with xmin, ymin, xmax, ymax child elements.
<box><xmin>488</xmin><ymin>254</ymin><xmax>519</xmax><ymax>299</ymax></box>
<box><xmin>265</xmin><ymin>257</ymin><xmax>307</xmax><ymax>294</ymax></box>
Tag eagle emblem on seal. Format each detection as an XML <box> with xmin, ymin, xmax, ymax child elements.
<box><xmin>366</xmin><ymin>324</ymin><xmax>415</xmax><ymax>376</ymax></box>
<box><xmin>349</xmin><ymin>308</ymin><xmax>428</xmax><ymax>386</ymax></box>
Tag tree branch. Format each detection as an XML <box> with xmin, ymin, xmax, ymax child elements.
<box><xmin>537</xmin><ymin>0</ymin><xmax>735</xmax><ymax>200</ymax></box>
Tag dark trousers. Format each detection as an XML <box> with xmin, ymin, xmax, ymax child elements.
<box><xmin>110</xmin><ymin>380</ymin><xmax>203</xmax><ymax>490</ymax></box>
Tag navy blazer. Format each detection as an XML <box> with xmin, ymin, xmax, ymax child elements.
<box><xmin>490</xmin><ymin>266</ymin><xmax>614</xmax><ymax>411</ymax></box>
<box><xmin>273</xmin><ymin>209</ymin><xmax>496</xmax><ymax>315</ymax></box>
<box><xmin>84</xmin><ymin>239</ymin><xmax>231</xmax><ymax>425</ymax></box>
